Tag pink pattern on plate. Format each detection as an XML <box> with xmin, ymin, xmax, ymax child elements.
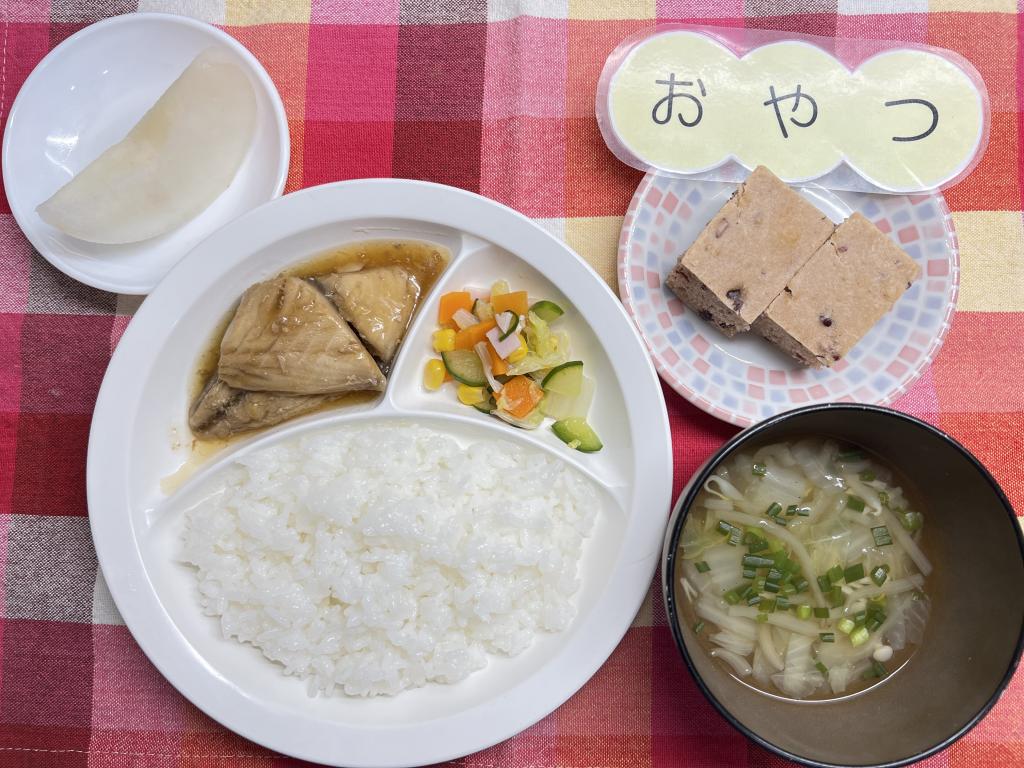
<box><xmin>617</xmin><ymin>173</ymin><xmax>959</xmax><ymax>427</ymax></box>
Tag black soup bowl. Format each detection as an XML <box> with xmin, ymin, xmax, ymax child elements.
<box><xmin>662</xmin><ymin>404</ymin><xmax>1024</xmax><ymax>767</ymax></box>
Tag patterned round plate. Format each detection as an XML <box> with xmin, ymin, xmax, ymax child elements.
<box><xmin>618</xmin><ymin>173</ymin><xmax>959</xmax><ymax>427</ymax></box>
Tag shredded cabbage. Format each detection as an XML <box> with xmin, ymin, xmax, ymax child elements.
<box><xmin>679</xmin><ymin>439</ymin><xmax>931</xmax><ymax>700</ymax></box>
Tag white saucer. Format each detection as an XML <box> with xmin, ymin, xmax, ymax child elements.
<box><xmin>2</xmin><ymin>12</ymin><xmax>289</xmax><ymax>295</ymax></box>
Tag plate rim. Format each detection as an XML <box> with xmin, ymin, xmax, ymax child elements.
<box><xmin>86</xmin><ymin>178</ymin><xmax>673</xmax><ymax>766</ymax></box>
<box><xmin>1</xmin><ymin>11</ymin><xmax>290</xmax><ymax>295</ymax></box>
<box><xmin>617</xmin><ymin>171</ymin><xmax>960</xmax><ymax>427</ymax></box>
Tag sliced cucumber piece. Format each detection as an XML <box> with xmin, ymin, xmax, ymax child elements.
<box><xmin>541</xmin><ymin>360</ymin><xmax>583</xmax><ymax>396</ymax></box>
<box><xmin>441</xmin><ymin>349</ymin><xmax>486</xmax><ymax>387</ymax></box>
<box><xmin>552</xmin><ymin>417</ymin><xmax>602</xmax><ymax>453</ymax></box>
<box><xmin>473</xmin><ymin>298</ymin><xmax>495</xmax><ymax>321</ymax></box>
<box><xmin>497</xmin><ymin>311</ymin><xmax>519</xmax><ymax>341</ymax></box>
<box><xmin>472</xmin><ymin>397</ymin><xmax>496</xmax><ymax>414</ymax></box>
<box><xmin>530</xmin><ymin>300</ymin><xmax>564</xmax><ymax>323</ymax></box>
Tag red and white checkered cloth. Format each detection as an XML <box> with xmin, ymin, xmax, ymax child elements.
<box><xmin>0</xmin><ymin>1</ymin><xmax>1021</xmax><ymax>765</ymax></box>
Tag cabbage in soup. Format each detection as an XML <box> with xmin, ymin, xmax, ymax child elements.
<box><xmin>677</xmin><ymin>438</ymin><xmax>931</xmax><ymax>700</ymax></box>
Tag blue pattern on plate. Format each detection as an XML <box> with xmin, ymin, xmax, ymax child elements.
<box><xmin>620</xmin><ymin>173</ymin><xmax>956</xmax><ymax>427</ymax></box>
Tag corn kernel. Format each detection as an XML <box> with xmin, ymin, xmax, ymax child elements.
<box><xmin>423</xmin><ymin>359</ymin><xmax>446</xmax><ymax>391</ymax></box>
<box><xmin>507</xmin><ymin>335</ymin><xmax>528</xmax><ymax>363</ymax></box>
<box><xmin>457</xmin><ymin>384</ymin><xmax>486</xmax><ymax>405</ymax></box>
<box><xmin>432</xmin><ymin>328</ymin><xmax>456</xmax><ymax>352</ymax></box>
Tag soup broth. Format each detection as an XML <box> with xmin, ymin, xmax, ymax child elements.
<box><xmin>676</xmin><ymin>438</ymin><xmax>931</xmax><ymax>701</ymax></box>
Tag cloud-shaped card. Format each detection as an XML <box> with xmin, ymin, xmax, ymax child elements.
<box><xmin>597</xmin><ymin>28</ymin><xmax>988</xmax><ymax>193</ymax></box>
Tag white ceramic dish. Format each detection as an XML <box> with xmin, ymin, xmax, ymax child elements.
<box><xmin>2</xmin><ymin>12</ymin><xmax>289</xmax><ymax>295</ymax></box>
<box><xmin>618</xmin><ymin>173</ymin><xmax>958</xmax><ymax>427</ymax></box>
<box><xmin>87</xmin><ymin>180</ymin><xmax>673</xmax><ymax>766</ymax></box>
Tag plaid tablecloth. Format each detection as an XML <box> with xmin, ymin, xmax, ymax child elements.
<box><xmin>1</xmin><ymin>1</ymin><xmax>1022</xmax><ymax>766</ymax></box>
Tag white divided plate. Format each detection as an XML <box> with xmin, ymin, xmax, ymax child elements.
<box><xmin>618</xmin><ymin>173</ymin><xmax>958</xmax><ymax>427</ymax></box>
<box><xmin>2</xmin><ymin>12</ymin><xmax>289</xmax><ymax>295</ymax></box>
<box><xmin>87</xmin><ymin>180</ymin><xmax>673</xmax><ymax>767</ymax></box>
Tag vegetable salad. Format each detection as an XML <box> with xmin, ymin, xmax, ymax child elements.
<box><xmin>423</xmin><ymin>280</ymin><xmax>602</xmax><ymax>452</ymax></box>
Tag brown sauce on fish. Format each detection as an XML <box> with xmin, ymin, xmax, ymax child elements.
<box><xmin>188</xmin><ymin>239</ymin><xmax>449</xmax><ymax>444</ymax></box>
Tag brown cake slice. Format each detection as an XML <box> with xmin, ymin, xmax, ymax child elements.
<box><xmin>665</xmin><ymin>165</ymin><xmax>835</xmax><ymax>336</ymax></box>
<box><xmin>752</xmin><ymin>213</ymin><xmax>921</xmax><ymax>367</ymax></box>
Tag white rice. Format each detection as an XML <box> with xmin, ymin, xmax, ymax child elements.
<box><xmin>181</xmin><ymin>422</ymin><xmax>598</xmax><ymax>697</ymax></box>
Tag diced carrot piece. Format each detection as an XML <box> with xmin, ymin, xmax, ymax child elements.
<box><xmin>454</xmin><ymin>319</ymin><xmax>497</xmax><ymax>350</ymax></box>
<box><xmin>501</xmin><ymin>375</ymin><xmax>543</xmax><ymax>419</ymax></box>
<box><xmin>438</xmin><ymin>291</ymin><xmax>473</xmax><ymax>325</ymax></box>
<box><xmin>491</xmin><ymin>291</ymin><xmax>528</xmax><ymax>316</ymax></box>
<box><xmin>487</xmin><ymin>343</ymin><xmax>508</xmax><ymax>376</ymax></box>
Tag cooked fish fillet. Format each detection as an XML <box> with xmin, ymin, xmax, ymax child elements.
<box><xmin>218</xmin><ymin>276</ymin><xmax>385</xmax><ymax>394</ymax></box>
<box><xmin>317</xmin><ymin>266</ymin><xmax>420</xmax><ymax>364</ymax></box>
<box><xmin>189</xmin><ymin>377</ymin><xmax>327</xmax><ymax>439</ymax></box>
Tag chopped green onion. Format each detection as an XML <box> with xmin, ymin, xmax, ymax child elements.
<box><xmin>746</xmin><ymin>537</ymin><xmax>768</xmax><ymax>554</ymax></box>
<box><xmin>764</xmin><ymin>580</ymin><xmax>780</xmax><ymax>594</ymax></box>
<box><xmin>773</xmin><ymin>516</ymin><xmax>788</xmax><ymax>527</ymax></box>
<box><xmin>765</xmin><ymin>502</ymin><xmax>782</xmax><ymax>517</ymax></box>
<box><xmin>767</xmin><ymin>568</ymin><xmax>784</xmax><ymax>582</ymax></box>
<box><xmin>752</xmin><ymin>462</ymin><xmax>767</xmax><ymax>477</ymax></box>
<box><xmin>747</xmin><ymin>594</ymin><xmax>762</xmax><ymax>606</ymax></box>
<box><xmin>723</xmin><ymin>589</ymin><xmax>742</xmax><ymax>605</ymax></box>
<box><xmin>758</xmin><ymin>598</ymin><xmax>777</xmax><ymax>613</ymax></box>
<box><xmin>693</xmin><ymin>620</ymin><xmax>705</xmax><ymax>634</ymax></box>
<box><xmin>870</xmin><ymin>565</ymin><xmax>890</xmax><ymax>587</ymax></box>
<box><xmin>859</xmin><ymin>469</ymin><xmax>876</xmax><ymax>482</ymax></box>
<box><xmin>819</xmin><ymin>632</ymin><xmax>835</xmax><ymax>643</ymax></box>
<box><xmin>900</xmin><ymin>510</ymin><xmax>924</xmax><ymax>533</ymax></box>
<box><xmin>792</xmin><ymin>577</ymin><xmax>809</xmax><ymax>594</ymax></box>
<box><xmin>742</xmin><ymin>555</ymin><xmax>775</xmax><ymax>568</ymax></box>
<box><xmin>742</xmin><ymin>567</ymin><xmax>757</xmax><ymax>580</ymax></box>
<box><xmin>872</xmin><ymin>526</ymin><xmax>894</xmax><ymax>547</ymax></box>
<box><xmin>852</xmin><ymin>610</ymin><xmax>868</xmax><ymax>627</ymax></box>
<box><xmin>871</xmin><ymin>660</ymin><xmax>888</xmax><ymax>678</ymax></box>
<box><xmin>740</xmin><ymin>584</ymin><xmax>757</xmax><ymax>600</ymax></box>
<box><xmin>715</xmin><ymin>521</ymin><xmax>743</xmax><ymax>546</ymax></box>
<box><xmin>796</xmin><ymin>604</ymin><xmax>812</xmax><ymax>620</ymax></box>
<box><xmin>850</xmin><ymin>626</ymin><xmax>870</xmax><ymax>647</ymax></box>
<box><xmin>878</xmin><ymin>490</ymin><xmax>891</xmax><ymax>507</ymax></box>
<box><xmin>815</xmin><ymin>661</ymin><xmax>829</xmax><ymax>676</ymax></box>
<box><xmin>785</xmin><ymin>504</ymin><xmax>798</xmax><ymax>516</ymax></box>
<box><xmin>775</xmin><ymin>596</ymin><xmax>791</xmax><ymax>610</ymax></box>
<box><xmin>837</xmin><ymin>618</ymin><xmax>856</xmax><ymax>634</ymax></box>
<box><xmin>828</xmin><ymin>586</ymin><xmax>846</xmax><ymax>608</ymax></box>
<box><xmin>796</xmin><ymin>507</ymin><xmax>811</xmax><ymax>517</ymax></box>
<box><xmin>844</xmin><ymin>562</ymin><xmax>865</xmax><ymax>583</ymax></box>
<box><xmin>813</xmin><ymin>607</ymin><xmax>831</xmax><ymax>619</ymax></box>
<box><xmin>845</xmin><ymin>495</ymin><xmax>866</xmax><ymax>513</ymax></box>
<box><xmin>773</xmin><ymin>553</ymin><xmax>791</xmax><ymax>570</ymax></box>
<box><xmin>753</xmin><ymin>576</ymin><xmax>768</xmax><ymax>592</ymax></box>
<box><xmin>772</xmin><ymin>551</ymin><xmax>794</xmax><ymax>570</ymax></box>
<box><xmin>756</xmin><ymin>613</ymin><xmax>769</xmax><ymax>623</ymax></box>
<box><xmin>781</xmin><ymin>582</ymin><xmax>798</xmax><ymax>596</ymax></box>
<box><xmin>695</xmin><ymin>561</ymin><xmax>711</xmax><ymax>573</ymax></box>
<box><xmin>837</xmin><ymin>449</ymin><xmax>865</xmax><ymax>461</ymax></box>
<box><xmin>816</xmin><ymin>574</ymin><xmax>831</xmax><ymax>593</ymax></box>
<box><xmin>866</xmin><ymin>616</ymin><xmax>885</xmax><ymax>632</ymax></box>
<box><xmin>827</xmin><ymin>564</ymin><xmax>843</xmax><ymax>584</ymax></box>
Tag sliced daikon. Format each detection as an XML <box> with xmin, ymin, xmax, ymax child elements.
<box><xmin>36</xmin><ymin>48</ymin><xmax>257</xmax><ymax>244</ymax></box>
